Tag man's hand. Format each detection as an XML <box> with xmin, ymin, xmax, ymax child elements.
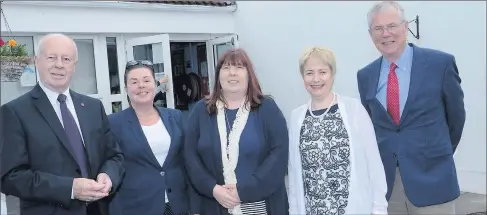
<box><xmin>73</xmin><ymin>178</ymin><xmax>108</xmax><ymax>202</ymax></box>
<box><xmin>222</xmin><ymin>184</ymin><xmax>240</xmax><ymax>202</ymax></box>
<box><xmin>97</xmin><ymin>173</ymin><xmax>112</xmax><ymax>194</ymax></box>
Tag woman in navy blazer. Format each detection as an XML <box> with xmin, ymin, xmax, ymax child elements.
<box><xmin>184</xmin><ymin>48</ymin><xmax>289</xmax><ymax>215</ymax></box>
<box><xmin>107</xmin><ymin>60</ymin><xmax>196</xmax><ymax>215</ymax></box>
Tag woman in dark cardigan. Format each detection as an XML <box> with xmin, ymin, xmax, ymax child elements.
<box><xmin>183</xmin><ymin>48</ymin><xmax>289</xmax><ymax>215</ymax></box>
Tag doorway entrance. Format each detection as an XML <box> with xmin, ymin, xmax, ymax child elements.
<box><xmin>124</xmin><ymin>34</ymin><xmax>238</xmax><ymax>117</ymax></box>
<box><xmin>165</xmin><ymin>42</ymin><xmax>209</xmax><ymax>118</ymax></box>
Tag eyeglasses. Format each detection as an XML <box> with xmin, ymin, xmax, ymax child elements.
<box><xmin>370</xmin><ymin>21</ymin><xmax>405</xmax><ymax>36</ymax></box>
<box><xmin>125</xmin><ymin>60</ymin><xmax>154</xmax><ymax>70</ymax></box>
<box><xmin>45</xmin><ymin>55</ymin><xmax>75</xmax><ymax>65</ymax></box>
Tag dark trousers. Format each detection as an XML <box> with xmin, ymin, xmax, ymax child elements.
<box><xmin>86</xmin><ymin>202</ymin><xmax>102</xmax><ymax>215</ymax></box>
<box><xmin>4</xmin><ymin>196</ymin><xmax>103</xmax><ymax>215</ymax></box>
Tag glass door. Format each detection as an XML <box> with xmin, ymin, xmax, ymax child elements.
<box><xmin>206</xmin><ymin>34</ymin><xmax>239</xmax><ymax>93</ymax></box>
<box><xmin>124</xmin><ymin>34</ymin><xmax>174</xmax><ymax>109</ymax></box>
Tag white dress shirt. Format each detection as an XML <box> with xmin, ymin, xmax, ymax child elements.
<box><xmin>141</xmin><ymin>118</ymin><xmax>172</xmax><ymax>203</ymax></box>
<box><xmin>38</xmin><ymin>81</ymin><xmax>84</xmax><ymax>199</ymax></box>
<box><xmin>38</xmin><ymin>81</ymin><xmax>84</xmax><ymax>143</ymax></box>
<box><xmin>287</xmin><ymin>94</ymin><xmax>388</xmax><ymax>215</ymax></box>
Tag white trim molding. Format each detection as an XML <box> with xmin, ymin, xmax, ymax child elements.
<box><xmin>2</xmin><ymin>1</ymin><xmax>237</xmax><ymax>13</ymax></box>
<box><xmin>1</xmin><ymin>2</ymin><xmax>236</xmax><ymax>34</ymax></box>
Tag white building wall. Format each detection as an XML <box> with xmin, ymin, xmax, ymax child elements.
<box><xmin>0</xmin><ymin>1</ymin><xmax>236</xmax><ymax>34</ymax></box>
<box><xmin>235</xmin><ymin>1</ymin><xmax>486</xmax><ymax>194</ymax></box>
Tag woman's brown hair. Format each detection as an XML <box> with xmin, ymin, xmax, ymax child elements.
<box><xmin>205</xmin><ymin>48</ymin><xmax>264</xmax><ymax>114</ymax></box>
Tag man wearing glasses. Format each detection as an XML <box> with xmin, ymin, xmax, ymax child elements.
<box><xmin>357</xmin><ymin>1</ymin><xmax>465</xmax><ymax>214</ymax></box>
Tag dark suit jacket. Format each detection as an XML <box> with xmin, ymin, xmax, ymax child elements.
<box><xmin>0</xmin><ymin>84</ymin><xmax>125</xmax><ymax>215</ymax></box>
<box><xmin>107</xmin><ymin>107</ymin><xmax>195</xmax><ymax>215</ymax></box>
<box><xmin>357</xmin><ymin>43</ymin><xmax>466</xmax><ymax>207</ymax></box>
<box><xmin>184</xmin><ymin>97</ymin><xmax>289</xmax><ymax>215</ymax></box>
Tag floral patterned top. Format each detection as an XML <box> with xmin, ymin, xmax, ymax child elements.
<box><xmin>299</xmin><ymin>104</ymin><xmax>351</xmax><ymax>215</ymax></box>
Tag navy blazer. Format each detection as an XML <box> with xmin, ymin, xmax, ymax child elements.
<box><xmin>107</xmin><ymin>107</ymin><xmax>193</xmax><ymax>215</ymax></box>
<box><xmin>357</xmin><ymin>43</ymin><xmax>466</xmax><ymax>207</ymax></box>
<box><xmin>183</xmin><ymin>97</ymin><xmax>289</xmax><ymax>215</ymax></box>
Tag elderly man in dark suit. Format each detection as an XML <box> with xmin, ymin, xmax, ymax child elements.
<box><xmin>0</xmin><ymin>33</ymin><xmax>124</xmax><ymax>215</ymax></box>
<box><xmin>357</xmin><ymin>1</ymin><xmax>466</xmax><ymax>215</ymax></box>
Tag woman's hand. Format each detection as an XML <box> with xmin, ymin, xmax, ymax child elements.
<box><xmin>213</xmin><ymin>185</ymin><xmax>240</xmax><ymax>209</ymax></box>
<box><xmin>222</xmin><ymin>184</ymin><xmax>240</xmax><ymax>202</ymax></box>
<box><xmin>159</xmin><ymin>74</ymin><xmax>169</xmax><ymax>83</ymax></box>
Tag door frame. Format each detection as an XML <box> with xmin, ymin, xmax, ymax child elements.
<box><xmin>124</xmin><ymin>34</ymin><xmax>174</xmax><ymax>109</ymax></box>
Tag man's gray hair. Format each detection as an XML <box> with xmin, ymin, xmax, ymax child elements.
<box><xmin>35</xmin><ymin>33</ymin><xmax>78</xmax><ymax>61</ymax></box>
<box><xmin>367</xmin><ymin>1</ymin><xmax>406</xmax><ymax>28</ymax></box>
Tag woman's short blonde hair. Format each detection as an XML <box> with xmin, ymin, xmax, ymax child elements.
<box><xmin>299</xmin><ymin>47</ymin><xmax>336</xmax><ymax>76</ymax></box>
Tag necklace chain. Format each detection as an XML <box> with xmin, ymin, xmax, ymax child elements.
<box><xmin>308</xmin><ymin>92</ymin><xmax>336</xmax><ymax>118</ymax></box>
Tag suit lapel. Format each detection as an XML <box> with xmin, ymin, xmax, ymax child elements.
<box><xmin>31</xmin><ymin>84</ymin><xmax>78</xmax><ymax>164</ymax></box>
<box><xmin>70</xmin><ymin>91</ymin><xmax>93</xmax><ymax>173</ymax></box>
<box><xmin>365</xmin><ymin>57</ymin><xmax>383</xmax><ymax>101</ymax></box>
<box><xmin>400</xmin><ymin>44</ymin><xmax>428</xmax><ymax>125</ymax></box>
<box><xmin>211</xmin><ymin>115</ymin><xmax>224</xmax><ymax>179</ymax></box>
<box><xmin>366</xmin><ymin>56</ymin><xmax>398</xmax><ymax>127</ymax></box>
<box><xmin>160</xmin><ymin>108</ymin><xmax>177</xmax><ymax>169</ymax></box>
<box><xmin>127</xmin><ymin>107</ymin><xmax>162</xmax><ymax>170</ymax></box>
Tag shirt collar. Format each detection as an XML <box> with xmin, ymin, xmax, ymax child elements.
<box><xmin>38</xmin><ymin>81</ymin><xmax>71</xmax><ymax>103</ymax></box>
<box><xmin>382</xmin><ymin>43</ymin><xmax>413</xmax><ymax>70</ymax></box>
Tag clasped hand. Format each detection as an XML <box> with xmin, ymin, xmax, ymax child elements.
<box><xmin>213</xmin><ymin>184</ymin><xmax>241</xmax><ymax>209</ymax></box>
<box><xmin>73</xmin><ymin>173</ymin><xmax>112</xmax><ymax>202</ymax></box>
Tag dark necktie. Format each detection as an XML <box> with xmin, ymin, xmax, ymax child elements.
<box><xmin>387</xmin><ymin>63</ymin><xmax>400</xmax><ymax>125</ymax></box>
<box><xmin>57</xmin><ymin>94</ymin><xmax>88</xmax><ymax>177</ymax></box>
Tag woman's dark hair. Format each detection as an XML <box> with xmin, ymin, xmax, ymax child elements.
<box><xmin>205</xmin><ymin>48</ymin><xmax>264</xmax><ymax>114</ymax></box>
<box><xmin>124</xmin><ymin>60</ymin><xmax>156</xmax><ymax>105</ymax></box>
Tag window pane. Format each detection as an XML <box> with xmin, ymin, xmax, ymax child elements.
<box><xmin>70</xmin><ymin>39</ymin><xmax>97</xmax><ymax>95</ymax></box>
<box><xmin>0</xmin><ymin>36</ymin><xmax>36</xmax><ymax>105</ymax></box>
<box><xmin>215</xmin><ymin>43</ymin><xmax>232</xmax><ymax>62</ymax></box>
<box><xmin>106</xmin><ymin>37</ymin><xmax>120</xmax><ymax>95</ymax></box>
<box><xmin>133</xmin><ymin>44</ymin><xmax>154</xmax><ymax>62</ymax></box>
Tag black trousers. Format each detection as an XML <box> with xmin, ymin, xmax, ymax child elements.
<box><xmin>86</xmin><ymin>202</ymin><xmax>102</xmax><ymax>215</ymax></box>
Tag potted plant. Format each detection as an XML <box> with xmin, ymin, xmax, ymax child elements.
<box><xmin>0</xmin><ymin>38</ymin><xmax>31</xmax><ymax>82</ymax></box>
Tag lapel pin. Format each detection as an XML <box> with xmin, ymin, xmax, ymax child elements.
<box><xmin>81</xmin><ymin>103</ymin><xmax>85</xmax><ymax>107</ymax></box>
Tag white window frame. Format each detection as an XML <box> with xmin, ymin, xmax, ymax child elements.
<box><xmin>111</xmin><ymin>34</ymin><xmax>128</xmax><ymax>113</ymax></box>
<box><xmin>98</xmin><ymin>34</ymin><xmax>126</xmax><ymax>114</ymax></box>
